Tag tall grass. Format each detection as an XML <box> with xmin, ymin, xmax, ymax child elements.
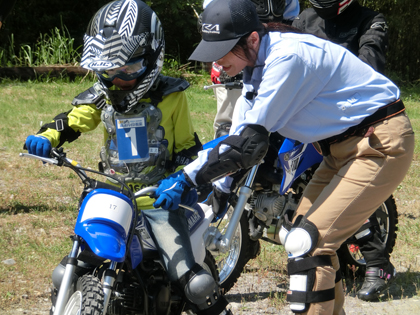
<box><xmin>0</xmin><ymin>22</ymin><xmax>81</xmax><ymax>67</ymax></box>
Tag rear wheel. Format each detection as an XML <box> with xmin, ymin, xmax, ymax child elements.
<box><xmin>338</xmin><ymin>195</ymin><xmax>398</xmax><ymax>278</ymax></box>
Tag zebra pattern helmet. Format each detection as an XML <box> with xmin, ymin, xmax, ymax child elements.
<box><xmin>309</xmin><ymin>0</ymin><xmax>354</xmax><ymax>19</ymax></box>
<box><xmin>81</xmin><ymin>0</ymin><xmax>164</xmax><ymax>113</ymax></box>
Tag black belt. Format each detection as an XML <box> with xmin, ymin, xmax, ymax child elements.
<box><xmin>315</xmin><ymin>99</ymin><xmax>405</xmax><ymax>156</ymax></box>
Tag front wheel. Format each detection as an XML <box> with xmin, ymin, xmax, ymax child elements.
<box><xmin>337</xmin><ymin>195</ymin><xmax>398</xmax><ymax>278</ymax></box>
<box><xmin>209</xmin><ymin>207</ymin><xmax>260</xmax><ymax>293</ymax></box>
<box><xmin>63</xmin><ymin>274</ymin><xmax>104</xmax><ymax>315</ymax></box>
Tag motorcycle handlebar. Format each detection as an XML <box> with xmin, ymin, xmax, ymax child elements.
<box><xmin>134</xmin><ymin>186</ymin><xmax>157</xmax><ymax>198</ymax></box>
<box><xmin>203</xmin><ymin>81</ymin><xmax>243</xmax><ymax>91</ymax></box>
<box><xmin>19</xmin><ymin>152</ymin><xmax>59</xmax><ymax>165</ymax></box>
<box><xmin>20</xmin><ymin>151</ymin><xmax>193</xmax><ymax>211</ymax></box>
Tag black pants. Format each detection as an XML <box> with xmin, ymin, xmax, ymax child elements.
<box><xmin>359</xmin><ymin>212</ymin><xmax>389</xmax><ymax>268</ymax></box>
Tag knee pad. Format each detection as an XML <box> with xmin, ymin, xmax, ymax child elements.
<box><xmin>284</xmin><ymin>215</ymin><xmax>319</xmax><ymax>258</ymax></box>
<box><xmin>180</xmin><ymin>264</ymin><xmax>228</xmax><ymax>314</ymax></box>
<box><xmin>284</xmin><ymin>216</ymin><xmax>335</xmax><ymax>313</ymax></box>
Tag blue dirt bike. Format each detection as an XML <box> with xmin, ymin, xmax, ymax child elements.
<box><xmin>204</xmin><ymin>132</ymin><xmax>398</xmax><ymax>293</ymax></box>
<box><xmin>20</xmin><ymin>148</ymin><xmax>219</xmax><ymax>315</ymax></box>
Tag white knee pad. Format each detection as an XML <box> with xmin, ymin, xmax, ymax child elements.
<box><xmin>284</xmin><ymin>216</ymin><xmax>334</xmax><ymax>313</ymax></box>
<box><xmin>284</xmin><ymin>215</ymin><xmax>319</xmax><ymax>258</ymax></box>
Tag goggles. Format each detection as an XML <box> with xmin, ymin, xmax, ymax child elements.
<box><xmin>97</xmin><ymin>58</ymin><xmax>147</xmax><ymax>81</ymax></box>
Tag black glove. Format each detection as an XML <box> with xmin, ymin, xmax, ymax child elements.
<box><xmin>204</xmin><ymin>186</ymin><xmax>230</xmax><ymax>220</ymax></box>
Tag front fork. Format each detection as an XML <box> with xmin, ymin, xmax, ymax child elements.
<box><xmin>206</xmin><ymin>164</ymin><xmax>259</xmax><ymax>253</ymax></box>
<box><xmin>103</xmin><ymin>261</ymin><xmax>117</xmax><ymax>314</ymax></box>
<box><xmin>53</xmin><ymin>236</ymin><xmax>118</xmax><ymax>315</ymax></box>
<box><xmin>53</xmin><ymin>236</ymin><xmax>80</xmax><ymax>315</ymax></box>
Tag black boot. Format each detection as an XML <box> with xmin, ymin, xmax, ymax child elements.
<box><xmin>357</xmin><ymin>262</ymin><xmax>396</xmax><ymax>301</ymax></box>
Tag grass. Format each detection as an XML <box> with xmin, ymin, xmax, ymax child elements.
<box><xmin>1</xmin><ymin>22</ymin><xmax>81</xmax><ymax>67</ymax></box>
<box><xmin>1</xmin><ymin>75</ymin><xmax>420</xmax><ymax>311</ymax></box>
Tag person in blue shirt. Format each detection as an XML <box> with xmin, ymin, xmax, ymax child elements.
<box><xmin>293</xmin><ymin>0</ymin><xmax>394</xmax><ymax>302</ymax></box>
<box><xmin>153</xmin><ymin>0</ymin><xmax>415</xmax><ymax>314</ymax></box>
<box><xmin>207</xmin><ymin>0</ymin><xmax>300</xmax><ymax>138</ymax></box>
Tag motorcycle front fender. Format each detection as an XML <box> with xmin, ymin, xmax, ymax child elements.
<box><xmin>189</xmin><ymin>203</ymin><xmax>214</xmax><ymax>264</ymax></box>
<box><xmin>75</xmin><ymin>188</ymin><xmax>135</xmax><ymax>262</ymax></box>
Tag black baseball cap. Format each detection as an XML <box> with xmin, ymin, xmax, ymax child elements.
<box><xmin>189</xmin><ymin>0</ymin><xmax>262</xmax><ymax>62</ymax></box>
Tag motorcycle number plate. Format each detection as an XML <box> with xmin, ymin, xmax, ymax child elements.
<box><xmin>115</xmin><ymin>116</ymin><xmax>149</xmax><ymax>162</ymax></box>
<box><xmin>80</xmin><ymin>193</ymin><xmax>133</xmax><ymax>235</ymax></box>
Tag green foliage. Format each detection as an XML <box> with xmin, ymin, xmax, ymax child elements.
<box><xmin>146</xmin><ymin>0</ymin><xmax>203</xmax><ymax>69</ymax></box>
<box><xmin>0</xmin><ymin>0</ymin><xmax>202</xmax><ymax>70</ymax></box>
<box><xmin>378</xmin><ymin>0</ymin><xmax>420</xmax><ymax>83</ymax></box>
<box><xmin>0</xmin><ymin>23</ymin><xmax>81</xmax><ymax>67</ymax></box>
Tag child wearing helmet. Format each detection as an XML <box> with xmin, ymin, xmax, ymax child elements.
<box><xmin>293</xmin><ymin>0</ymin><xmax>393</xmax><ymax>302</ymax></box>
<box><xmin>25</xmin><ymin>1</ymin><xmax>232</xmax><ymax>314</ymax></box>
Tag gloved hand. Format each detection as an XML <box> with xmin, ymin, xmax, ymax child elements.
<box><xmin>181</xmin><ymin>188</ymin><xmax>198</xmax><ymax>208</ymax></box>
<box><xmin>25</xmin><ymin>135</ymin><xmax>52</xmax><ymax>158</ymax></box>
<box><xmin>204</xmin><ymin>185</ymin><xmax>230</xmax><ymax>221</ymax></box>
<box><xmin>153</xmin><ymin>171</ymin><xmax>193</xmax><ymax>210</ymax></box>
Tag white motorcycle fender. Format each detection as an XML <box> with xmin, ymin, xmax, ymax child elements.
<box><xmin>189</xmin><ymin>203</ymin><xmax>214</xmax><ymax>265</ymax></box>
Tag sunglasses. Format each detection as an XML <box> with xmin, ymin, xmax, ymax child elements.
<box><xmin>97</xmin><ymin>58</ymin><xmax>147</xmax><ymax>81</ymax></box>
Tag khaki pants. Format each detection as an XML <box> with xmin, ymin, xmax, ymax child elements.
<box><xmin>213</xmin><ymin>87</ymin><xmax>242</xmax><ymax>136</ymax></box>
<box><xmin>294</xmin><ymin>112</ymin><xmax>415</xmax><ymax>315</ymax></box>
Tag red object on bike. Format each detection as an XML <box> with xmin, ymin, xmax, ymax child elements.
<box><xmin>349</xmin><ymin>244</ymin><xmax>360</xmax><ymax>253</ymax></box>
<box><xmin>211</xmin><ymin>62</ymin><xmax>223</xmax><ymax>84</ymax></box>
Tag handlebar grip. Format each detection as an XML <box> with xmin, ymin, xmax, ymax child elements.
<box><xmin>91</xmin><ymin>180</ymin><xmax>131</xmax><ymax>198</ymax></box>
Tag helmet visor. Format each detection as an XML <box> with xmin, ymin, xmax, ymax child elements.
<box><xmin>97</xmin><ymin>58</ymin><xmax>147</xmax><ymax>81</ymax></box>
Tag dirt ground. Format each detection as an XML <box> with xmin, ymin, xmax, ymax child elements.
<box><xmin>2</xmin><ymin>269</ymin><xmax>420</xmax><ymax>315</ymax></box>
<box><xmin>226</xmin><ymin>271</ymin><xmax>420</xmax><ymax>314</ymax></box>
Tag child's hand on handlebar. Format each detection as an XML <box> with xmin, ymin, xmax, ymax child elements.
<box><xmin>153</xmin><ymin>171</ymin><xmax>195</xmax><ymax>210</ymax></box>
<box><xmin>25</xmin><ymin>135</ymin><xmax>52</xmax><ymax>158</ymax></box>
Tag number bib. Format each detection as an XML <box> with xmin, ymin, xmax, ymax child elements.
<box><xmin>115</xmin><ymin>116</ymin><xmax>149</xmax><ymax>162</ymax></box>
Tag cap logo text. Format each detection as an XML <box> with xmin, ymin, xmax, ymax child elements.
<box><xmin>202</xmin><ymin>23</ymin><xmax>220</xmax><ymax>34</ymax></box>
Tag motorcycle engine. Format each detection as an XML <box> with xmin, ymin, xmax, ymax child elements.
<box><xmin>108</xmin><ymin>281</ymin><xmax>144</xmax><ymax>315</ymax></box>
<box><xmin>250</xmin><ymin>191</ymin><xmax>285</xmax><ymax>226</ymax></box>
<box><xmin>107</xmin><ymin>269</ymin><xmax>174</xmax><ymax>315</ymax></box>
